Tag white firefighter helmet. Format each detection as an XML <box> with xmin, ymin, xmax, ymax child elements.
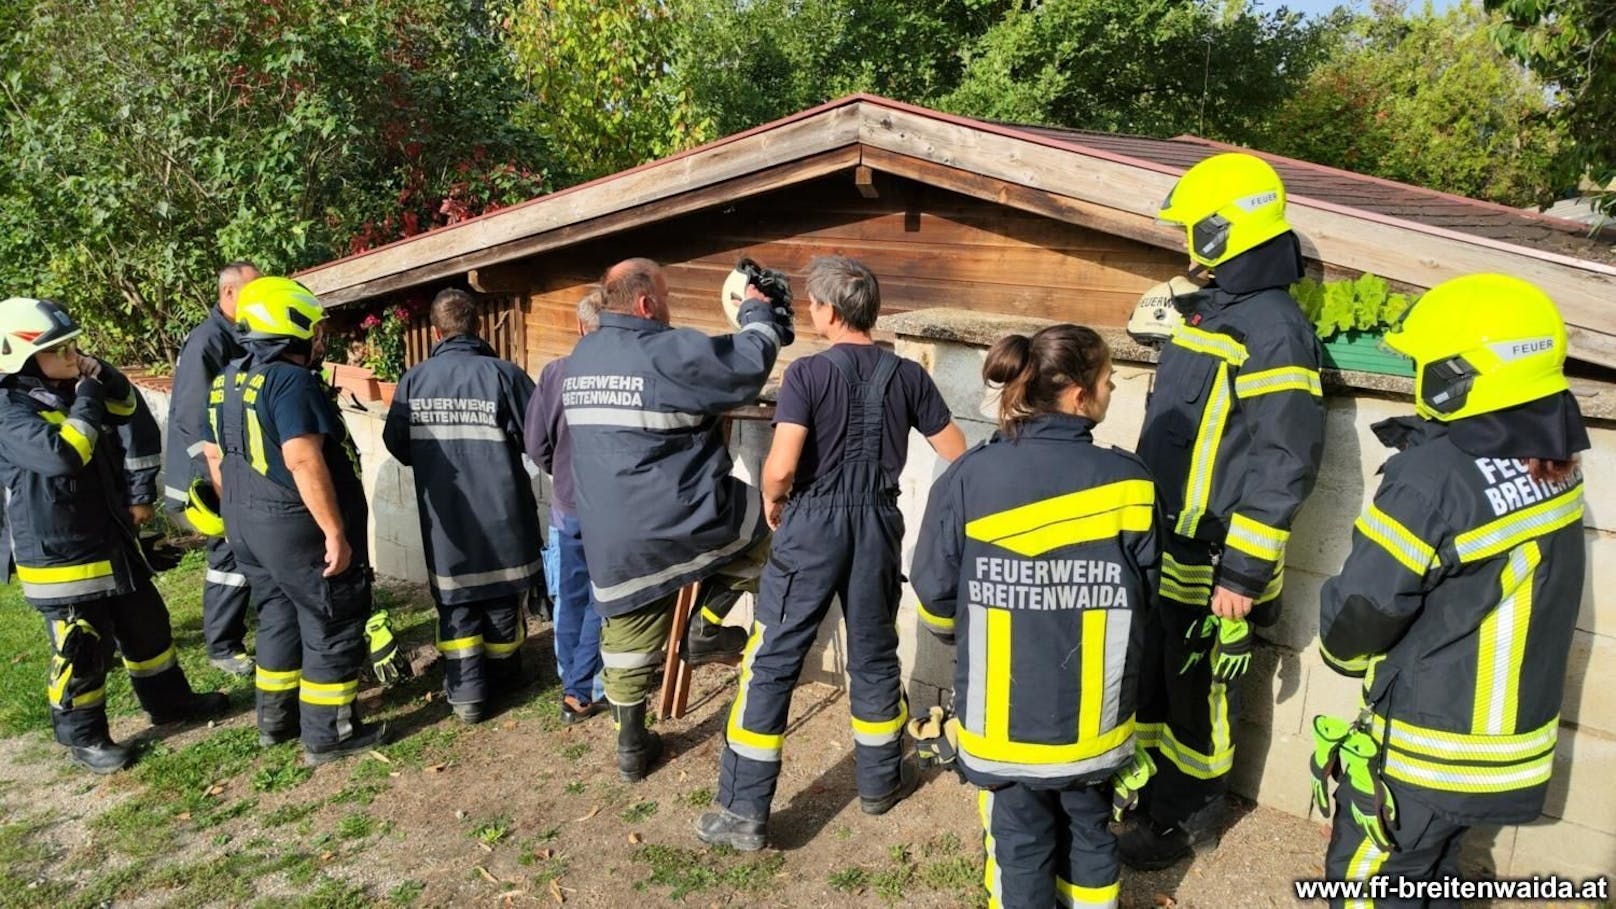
<box><xmin>0</xmin><ymin>297</ymin><xmax>82</xmax><ymax>376</ymax></box>
<box><xmin>1126</xmin><ymin>275</ymin><xmax>1203</xmax><ymax>345</ymax></box>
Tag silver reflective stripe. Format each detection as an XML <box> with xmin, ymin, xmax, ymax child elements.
<box><xmin>981</xmin><ymin>790</ymin><xmax>1005</xmax><ymax>907</ymax></box>
<box><xmin>521</xmin><ymin>453</ymin><xmax>541</xmax><ymax>478</ymax></box>
<box><xmin>165</xmin><ymin>485</ymin><xmax>189</xmax><ymax>504</ymax></box>
<box><xmin>124</xmin><ymin>453</ymin><xmax>162</xmax><ymax>471</ymax></box>
<box><xmin>186</xmin><ymin>441</ymin><xmax>207</xmax><ymax>458</ymax></box>
<box><xmin>591</xmin><ymin>492</ymin><xmax>761</xmax><ymax>604</ymax></box>
<box><xmin>22</xmin><ymin>575</ymin><xmax>120</xmax><ymax>600</ymax></box>
<box><xmin>409</xmin><ymin>423</ymin><xmax>506</xmax><ymax>443</ymax></box>
<box><xmin>965</xmin><ymin>603</ymin><xmax>987</xmax><ymax>735</ymax></box>
<box><xmin>601</xmin><ymin>650</ymin><xmax>664</xmax><ymax>669</ymax></box>
<box><xmin>740</xmin><ymin>321</ymin><xmax>780</xmax><ymax>345</ymax></box>
<box><xmin>1101</xmin><ymin>610</ymin><xmax>1132</xmax><ymax>731</ymax></box>
<box><xmin>960</xmin><ymin>736</ymin><xmax>1134</xmax><ymax>780</ymax></box>
<box><xmin>432</xmin><ymin>558</ymin><xmax>542</xmax><ymax>592</ymax></box>
<box><xmin>206</xmin><ymin>569</ymin><xmax>248</xmax><ymax>588</ymax></box>
<box><xmin>438</xmin><ymin>641</ymin><xmax>484</xmax><ymax>659</ymax></box>
<box><xmin>565</xmin><ymin>408</ymin><xmax>706</xmax><ymax>431</ymax></box>
<box><xmin>852</xmin><ymin>727</ymin><xmax>903</xmax><ymax>748</ymax></box>
<box><xmin>728</xmin><ymin>741</ymin><xmax>781</xmax><ymax>762</ymax></box>
<box><xmin>65</xmin><ymin>417</ymin><xmax>99</xmax><ymax>447</ymax></box>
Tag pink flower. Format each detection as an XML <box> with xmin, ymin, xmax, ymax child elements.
<box><xmin>393</xmin><ymin>306</ymin><xmax>410</xmax><ymax>323</ymax></box>
<box><xmin>361</xmin><ymin>314</ymin><xmax>382</xmax><ymax>330</ymax></box>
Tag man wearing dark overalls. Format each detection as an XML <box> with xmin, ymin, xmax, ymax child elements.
<box><xmin>696</xmin><ymin>255</ymin><xmax>966</xmax><ymax>850</ymax></box>
<box><xmin>203</xmin><ymin>277</ymin><xmax>387</xmax><ymax>766</ymax></box>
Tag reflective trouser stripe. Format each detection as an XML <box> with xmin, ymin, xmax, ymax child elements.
<box><xmin>256</xmin><ymin>667</ymin><xmax>301</xmax><ymax>693</ymax></box>
<box><xmin>485</xmin><ymin>628</ymin><xmax>525</xmax><ymax>659</ymax></box>
<box><xmin>123</xmin><ymin>645</ymin><xmax>176</xmax><ymax>678</ymax></box>
<box><xmin>205</xmin><ymin>569</ymin><xmax>248</xmax><ymax>588</ymax></box>
<box><xmin>125</xmin><ymin>453</ymin><xmax>162</xmax><ymax>470</ymax></box>
<box><xmin>1136</xmin><ymin>714</ymin><xmax>1234</xmax><ymax>780</ymax></box>
<box><xmin>850</xmin><ymin>698</ymin><xmax>908</xmax><ymax>748</ymax></box>
<box><xmin>601</xmin><ymin>650</ymin><xmax>662</xmax><ymax>669</ymax></box>
<box><xmin>1344</xmin><ymin>835</ymin><xmax>1390</xmax><ymax>909</ymax></box>
<box><xmin>1056</xmin><ymin>878</ymin><xmax>1120</xmax><ymax>908</ymax></box>
<box><xmin>726</xmin><ymin>621</ymin><xmax>783</xmax><ymax>762</ymax></box>
<box><xmin>979</xmin><ymin>790</ymin><xmax>1005</xmax><ymax>909</ymax></box>
<box><xmin>699</xmin><ymin>606</ymin><xmax>724</xmax><ymax>626</ymax></box>
<box><xmin>436</xmin><ymin>635</ymin><xmax>484</xmax><ymax>659</ymax></box>
<box><xmin>51</xmin><ymin>684</ymin><xmax>105</xmax><ymax>709</ymax></box>
<box><xmin>299</xmin><ymin>678</ymin><xmax>358</xmax><ymax>706</ymax></box>
<box><xmin>432</xmin><ymin>558</ymin><xmax>542</xmax><ymax>593</ymax></box>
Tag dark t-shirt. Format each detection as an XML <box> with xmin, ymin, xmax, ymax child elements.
<box><xmin>207</xmin><ymin>365</ymin><xmax>361</xmax><ymax>493</ymax></box>
<box><xmin>774</xmin><ymin>344</ymin><xmax>952</xmax><ymax>490</ymax></box>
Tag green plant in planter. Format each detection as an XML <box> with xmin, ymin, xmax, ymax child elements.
<box><xmin>1290</xmin><ymin>274</ymin><xmax>1418</xmax><ymax>377</ymax></box>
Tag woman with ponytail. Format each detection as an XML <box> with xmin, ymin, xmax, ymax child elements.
<box><xmin>913</xmin><ymin>324</ymin><xmax>1160</xmax><ymax>908</ymax></box>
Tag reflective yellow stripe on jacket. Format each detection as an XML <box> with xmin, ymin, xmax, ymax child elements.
<box><xmin>17</xmin><ymin>561</ymin><xmax>118</xmax><ymax>600</ymax></box>
<box><xmin>1374</xmin><ymin>712</ymin><xmax>1558</xmax><ymax>795</ymax></box>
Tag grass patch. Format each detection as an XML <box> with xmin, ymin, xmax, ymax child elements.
<box><xmin>378</xmin><ymin>725</ymin><xmax>459</xmax><ymax>769</ymax></box>
<box><xmin>335</xmin><ymin>813</ymin><xmax>374</xmax><ymax>840</ymax></box>
<box><xmin>828</xmin><ymin>866</ymin><xmax>869</xmax><ymax>892</ymax></box>
<box><xmin>633</xmin><ymin>845</ymin><xmax>785</xmax><ymax>901</ymax></box>
<box><xmin>469</xmin><ymin>814</ymin><xmax>513</xmax><ymax>847</ymax></box>
<box><xmin>619</xmin><ymin>800</ymin><xmax>658</xmax><ymax>823</ymax></box>
<box><xmin>563</xmin><ymin>780</ymin><xmax>586</xmax><ymax>795</ymax></box>
<box><xmin>263</xmin><ymin>802</ymin><xmax>320</xmax><ymax>828</ymax></box>
<box><xmin>559</xmin><ymin>741</ymin><xmax>590</xmax><ymax>762</ymax></box>
<box><xmin>385</xmin><ymin>880</ymin><xmax>425</xmax><ymax>906</ymax></box>
<box><xmin>678</xmin><ymin>787</ymin><xmax>714</xmax><ymax>809</ymax></box>
<box><xmin>330</xmin><ymin>781</ymin><xmax>387</xmax><ymax>807</ymax></box>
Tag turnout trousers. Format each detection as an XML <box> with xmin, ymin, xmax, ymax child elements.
<box><xmin>38</xmin><ymin>574</ymin><xmax>194</xmax><ymax>747</ymax></box>
<box><xmin>1324</xmin><ymin>783</ymin><xmax>1467</xmax><ymax>909</ymax></box>
<box><xmin>716</xmin><ymin>348</ymin><xmax>908</xmax><ymax>821</ymax></box>
<box><xmin>230</xmin><ymin>497</ymin><xmax>376</xmax><ymax>753</ymax></box>
<box><xmin>201</xmin><ymin>534</ymin><xmax>252</xmax><ymax>659</ymax></box>
<box><xmin>547</xmin><ymin>507</ymin><xmax>603</xmax><ymax>704</ymax></box>
<box><xmin>979</xmin><ymin>783</ymin><xmax>1121</xmax><ymax>909</ymax></box>
<box><xmin>597</xmin><ymin>536</ymin><xmax>766</xmax><ymax>708</ymax></box>
<box><xmin>435</xmin><ymin>593</ymin><xmax>527</xmax><ymax>708</ymax></box>
<box><xmin>1135</xmin><ymin>536</ymin><xmax>1238</xmax><ymax>828</ymax></box>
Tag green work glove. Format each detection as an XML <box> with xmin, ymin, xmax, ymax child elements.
<box><xmin>1110</xmin><ymin>743</ymin><xmax>1158</xmax><ymax>823</ymax></box>
<box><xmin>1178</xmin><ymin>615</ymin><xmax>1217</xmax><ymax>675</ymax></box>
<box><xmin>1309</xmin><ymin>714</ymin><xmax>1352</xmax><ymax>817</ymax></box>
<box><xmin>364</xmin><ymin>610</ymin><xmax>412</xmax><ymax>688</ymax></box>
<box><xmin>1340</xmin><ymin>731</ymin><xmax>1398</xmax><ymax>852</ymax></box>
<box><xmin>1210</xmin><ymin>617</ymin><xmax>1253</xmax><ymax>683</ymax></box>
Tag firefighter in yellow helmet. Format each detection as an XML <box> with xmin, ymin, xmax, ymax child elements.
<box><xmin>201</xmin><ymin>277</ymin><xmax>388</xmax><ymax>764</ymax></box>
<box><xmin>0</xmin><ymin>296</ymin><xmax>227</xmax><ymax>773</ymax></box>
<box><xmin>1122</xmin><ymin>153</ymin><xmax>1328</xmax><ymax>867</ymax></box>
<box><xmin>1314</xmin><ymin>275</ymin><xmax>1586</xmax><ymax>904</ymax></box>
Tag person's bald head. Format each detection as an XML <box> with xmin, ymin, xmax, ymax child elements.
<box><xmin>602</xmin><ymin>258</ymin><xmax>670</xmax><ymax>325</ymax></box>
<box><xmin>218</xmin><ymin>260</ymin><xmax>260</xmax><ymax>319</ymax></box>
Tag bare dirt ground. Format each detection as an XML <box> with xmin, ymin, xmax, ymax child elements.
<box><xmin>0</xmin><ymin>592</ymin><xmax>1595</xmax><ymax>908</ymax></box>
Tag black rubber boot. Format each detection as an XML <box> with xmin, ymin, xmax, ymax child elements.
<box><xmin>1118</xmin><ymin>816</ymin><xmax>1195</xmax><ymax>871</ymax></box>
<box><xmin>694</xmin><ymin>808</ymin><xmax>766</xmax><ymax>851</ymax></box>
<box><xmin>68</xmin><ymin>739</ymin><xmax>133</xmax><ymax>775</ymax></box>
<box><xmin>859</xmin><ymin>758</ymin><xmax>919</xmax><ymax>816</ymax></box>
<box><xmin>684</xmin><ymin>581</ymin><xmax>747</xmax><ymax>666</ymax></box>
<box><xmin>303</xmin><ymin>721</ymin><xmax>390</xmax><ymax>767</ymax></box>
<box><xmin>149</xmin><ymin>691</ymin><xmax>231</xmax><ymax>726</ymax></box>
<box><xmin>452</xmin><ymin>702</ymin><xmax>486</xmax><ymax>725</ymax></box>
<box><xmin>612</xmin><ymin>701</ymin><xmax>663</xmax><ymax>782</ymax></box>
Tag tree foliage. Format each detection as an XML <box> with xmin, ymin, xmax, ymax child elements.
<box><xmin>0</xmin><ymin>0</ymin><xmax>547</xmax><ymax>364</ymax></box>
<box><xmin>1258</xmin><ymin>2</ymin><xmax>1569</xmax><ymax>207</ymax></box>
<box><xmin>1487</xmin><ymin>0</ymin><xmax>1616</xmax><ymax>212</ymax></box>
<box><xmin>937</xmin><ymin>0</ymin><xmax>1333</xmax><ymax>144</ymax></box>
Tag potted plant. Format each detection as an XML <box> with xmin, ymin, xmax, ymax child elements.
<box><xmin>1291</xmin><ymin>273</ymin><xmax>1417</xmax><ymax>377</ymax></box>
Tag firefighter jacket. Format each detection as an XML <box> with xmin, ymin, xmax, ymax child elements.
<box><xmin>1135</xmin><ymin>278</ymin><xmax>1324</xmax><ymax>607</ymax></box>
<box><xmin>0</xmin><ymin>363</ymin><xmax>152</xmax><ymax>606</ymax></box>
<box><xmin>912</xmin><ymin>414</ymin><xmax>1160</xmax><ymax>788</ymax></box>
<box><xmin>382</xmin><ymin>333</ymin><xmax>543</xmax><ymax>605</ymax></box>
<box><xmin>564</xmin><ymin>312</ymin><xmax>778</xmax><ymax>617</ymax></box>
<box><xmin>1320</xmin><ymin>417</ymin><xmax>1585</xmax><ymax>825</ymax></box>
<box><xmin>165</xmin><ymin>307</ymin><xmax>243</xmax><ymax>508</ymax></box>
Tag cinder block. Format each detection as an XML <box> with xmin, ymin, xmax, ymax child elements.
<box><xmin>1090</xmin><ymin>365</ymin><xmax>1151</xmax><ymax>451</ymax></box>
<box><xmin>1460</xmin><ymin>825</ymin><xmax>1516</xmax><ymax>878</ymax></box>
<box><xmin>1543</xmin><ymin>724</ymin><xmax>1616</xmax><ymax>832</ymax></box>
<box><xmin>1228</xmin><ymin>723</ymin><xmax>1320</xmax><ymax>823</ymax></box>
<box><xmin>1562</xmin><ymin>630</ymin><xmax>1616</xmax><ymax>737</ymax></box>
<box><xmin>910</xmin><ymin>341</ymin><xmax>990</xmax><ymax>421</ymax></box>
<box><xmin>1237</xmin><ymin>641</ymin><xmax>1309</xmax><ymax>737</ymax></box>
<box><xmin>1258</xmin><ymin>567</ymin><xmax>1328</xmax><ymax>653</ymax></box>
<box><xmin>1576</xmin><ymin>425</ymin><xmax>1616</xmax><ymax>531</ymax></box>
<box><xmin>1578</xmin><ymin>530</ymin><xmax>1616</xmax><ymax>637</ymax></box>
<box><xmin>1298</xmin><ymin>644</ymin><xmax>1367</xmax><ymax>728</ymax></box>
<box><xmin>1508</xmin><ymin>817</ymin><xmax>1616</xmax><ymax>877</ymax></box>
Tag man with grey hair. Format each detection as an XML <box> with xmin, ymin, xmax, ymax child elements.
<box><xmin>527</xmin><ymin>286</ymin><xmax>608</xmax><ymax>725</ymax></box>
<box><xmin>166</xmin><ymin>259</ymin><xmax>259</xmax><ymax>675</ymax></box>
<box><xmin>383</xmin><ymin>287</ymin><xmax>543</xmax><ymax>724</ymax></box>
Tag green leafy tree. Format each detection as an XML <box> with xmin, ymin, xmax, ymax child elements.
<box><xmin>1487</xmin><ymin>0</ymin><xmax>1616</xmax><ymax>212</ymax></box>
<box><xmin>1258</xmin><ymin>2</ymin><xmax>1569</xmax><ymax>207</ymax></box>
<box><xmin>0</xmin><ymin>0</ymin><xmax>547</xmax><ymax>365</ymax></box>
<box><xmin>938</xmin><ymin>0</ymin><xmax>1333</xmax><ymax>143</ymax></box>
<box><xmin>505</xmin><ymin>0</ymin><xmax>714</xmax><ymax>182</ymax></box>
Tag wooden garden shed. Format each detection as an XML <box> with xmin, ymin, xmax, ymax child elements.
<box><xmin>296</xmin><ymin>94</ymin><xmax>1616</xmax><ymax>381</ymax></box>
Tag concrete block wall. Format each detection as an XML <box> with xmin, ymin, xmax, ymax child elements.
<box><xmin>887</xmin><ymin>327</ymin><xmax>1616</xmax><ymax>879</ymax></box>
